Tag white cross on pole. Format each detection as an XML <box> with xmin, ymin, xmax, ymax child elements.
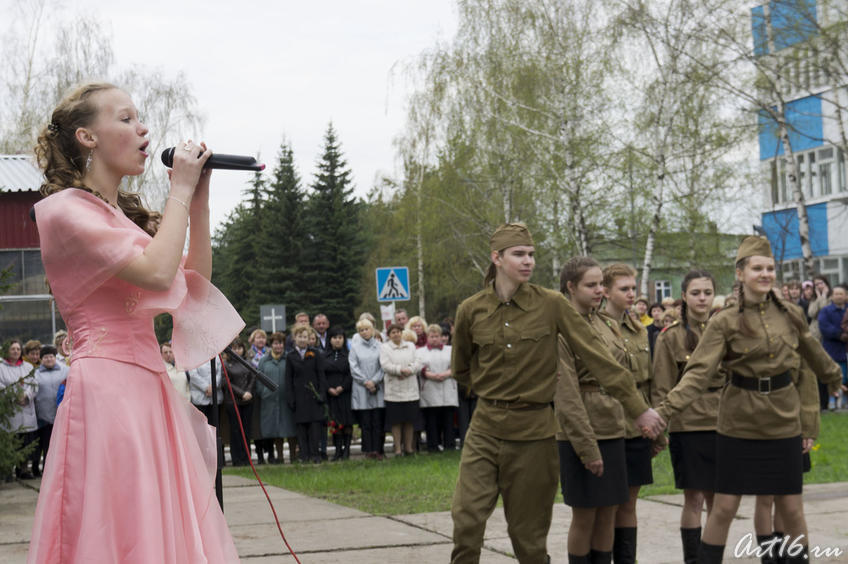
<box><xmin>263</xmin><ymin>308</ymin><xmax>283</xmax><ymax>333</ymax></box>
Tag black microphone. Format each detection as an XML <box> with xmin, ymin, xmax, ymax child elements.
<box><xmin>160</xmin><ymin>147</ymin><xmax>265</xmax><ymax>172</ymax></box>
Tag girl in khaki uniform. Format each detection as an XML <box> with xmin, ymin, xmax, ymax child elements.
<box><xmin>555</xmin><ymin>257</ymin><xmax>632</xmax><ymax>564</ymax></box>
<box><xmin>655</xmin><ymin>237</ymin><xmax>842</xmax><ymax>564</ymax></box>
<box><xmin>652</xmin><ymin>270</ymin><xmax>722</xmax><ymax>564</ymax></box>
<box><xmin>600</xmin><ymin>264</ymin><xmax>660</xmax><ymax>564</ymax></box>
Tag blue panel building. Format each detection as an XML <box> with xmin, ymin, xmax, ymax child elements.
<box><xmin>754</xmin><ymin>1</ymin><xmax>848</xmax><ymax>284</ymax></box>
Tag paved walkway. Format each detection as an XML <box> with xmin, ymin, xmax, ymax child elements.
<box><xmin>2</xmin><ymin>475</ymin><xmax>846</xmax><ymax>562</ymax></box>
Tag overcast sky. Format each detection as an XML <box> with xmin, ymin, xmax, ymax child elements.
<box><xmin>44</xmin><ymin>1</ymin><xmax>458</xmax><ymax>229</ymax></box>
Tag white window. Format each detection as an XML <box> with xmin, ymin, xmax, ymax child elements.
<box><xmin>819</xmin><ymin>148</ymin><xmax>834</xmax><ymax>196</ymax></box>
<box><xmin>654</xmin><ymin>280</ymin><xmax>672</xmax><ymax>303</ymax></box>
<box><xmin>773</xmin><ymin>146</ymin><xmax>843</xmax><ymax>203</ymax></box>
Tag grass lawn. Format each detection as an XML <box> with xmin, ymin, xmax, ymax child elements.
<box><xmin>224</xmin><ymin>411</ymin><xmax>848</xmax><ymax>515</ymax></box>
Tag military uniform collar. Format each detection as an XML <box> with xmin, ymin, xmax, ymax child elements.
<box><xmin>485</xmin><ymin>281</ymin><xmax>530</xmax><ymax>313</ymax></box>
<box><xmin>742</xmin><ymin>295</ymin><xmax>771</xmax><ymax>311</ymax></box>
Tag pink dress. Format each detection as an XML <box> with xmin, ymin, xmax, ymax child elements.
<box><xmin>28</xmin><ymin>189</ymin><xmax>245</xmax><ymax>563</ymax></box>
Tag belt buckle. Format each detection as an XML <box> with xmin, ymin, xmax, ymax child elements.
<box><xmin>758</xmin><ymin>377</ymin><xmax>771</xmax><ymax>394</ymax></box>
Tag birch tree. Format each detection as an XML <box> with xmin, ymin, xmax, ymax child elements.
<box><xmin>0</xmin><ymin>2</ymin><xmax>202</xmax><ymax>209</ymax></box>
<box><xmin>616</xmin><ymin>0</ymin><xmax>751</xmax><ymax>294</ymax></box>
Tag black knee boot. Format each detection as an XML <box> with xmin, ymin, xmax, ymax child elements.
<box><xmin>784</xmin><ymin>544</ymin><xmax>808</xmax><ymax>564</ymax></box>
<box><xmin>771</xmin><ymin>532</ymin><xmax>787</xmax><ymax>564</ymax></box>
<box><xmin>568</xmin><ymin>552</ymin><xmax>590</xmax><ymax>564</ymax></box>
<box><xmin>331</xmin><ymin>434</ymin><xmax>343</xmax><ymax>461</ymax></box>
<box><xmin>342</xmin><ymin>433</ymin><xmax>352</xmax><ymax>459</ymax></box>
<box><xmin>680</xmin><ymin>527</ymin><xmax>700</xmax><ymax>564</ymax></box>
<box><xmin>589</xmin><ymin>548</ymin><xmax>612</xmax><ymax>564</ymax></box>
<box><xmin>612</xmin><ymin>527</ymin><xmax>636</xmax><ymax>564</ymax></box>
<box><xmin>697</xmin><ymin>541</ymin><xmax>725</xmax><ymax>564</ymax></box>
<box><xmin>757</xmin><ymin>534</ymin><xmax>779</xmax><ymax>564</ymax></box>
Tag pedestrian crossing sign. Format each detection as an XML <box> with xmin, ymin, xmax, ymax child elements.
<box><xmin>376</xmin><ymin>266</ymin><xmax>410</xmax><ymax>302</ymax></box>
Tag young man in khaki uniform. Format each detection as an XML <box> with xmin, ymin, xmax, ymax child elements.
<box><xmin>450</xmin><ymin>224</ymin><xmax>665</xmax><ymax>564</ymax></box>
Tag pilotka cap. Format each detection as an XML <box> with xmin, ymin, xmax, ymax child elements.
<box><xmin>490</xmin><ymin>223</ymin><xmax>535</xmax><ymax>252</ymax></box>
<box><xmin>735</xmin><ymin>235</ymin><xmax>773</xmax><ymax>263</ymax></box>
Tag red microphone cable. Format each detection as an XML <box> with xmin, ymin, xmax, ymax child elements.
<box><xmin>219</xmin><ymin>355</ymin><xmax>301</xmax><ymax>564</ymax></box>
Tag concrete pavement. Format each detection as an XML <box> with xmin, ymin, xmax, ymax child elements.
<box><xmin>2</xmin><ymin>475</ymin><xmax>846</xmax><ymax>562</ymax></box>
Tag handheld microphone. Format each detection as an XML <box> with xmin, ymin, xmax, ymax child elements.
<box><xmin>160</xmin><ymin>147</ymin><xmax>265</xmax><ymax>172</ymax></box>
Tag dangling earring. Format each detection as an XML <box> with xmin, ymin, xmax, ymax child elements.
<box><xmin>85</xmin><ymin>151</ymin><xmax>93</xmax><ymax>172</ymax></box>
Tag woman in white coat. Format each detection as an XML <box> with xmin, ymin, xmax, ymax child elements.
<box><xmin>416</xmin><ymin>324</ymin><xmax>457</xmax><ymax>452</ymax></box>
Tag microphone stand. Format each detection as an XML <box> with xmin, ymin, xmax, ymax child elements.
<box><xmin>210</xmin><ymin>357</ymin><xmax>224</xmax><ymax>510</ymax></box>
<box><xmin>210</xmin><ymin>347</ymin><xmax>279</xmax><ymax>509</ymax></box>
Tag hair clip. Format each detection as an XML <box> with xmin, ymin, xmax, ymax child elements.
<box><xmin>47</xmin><ymin>122</ymin><xmax>60</xmax><ymax>133</ymax></box>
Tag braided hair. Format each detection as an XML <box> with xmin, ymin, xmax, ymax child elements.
<box><xmin>34</xmin><ymin>82</ymin><xmax>156</xmax><ymax>236</ymax></box>
<box><xmin>680</xmin><ymin>269</ymin><xmax>716</xmax><ymax>353</ymax></box>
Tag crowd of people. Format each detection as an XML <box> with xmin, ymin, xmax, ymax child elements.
<box><xmin>4</xmin><ymin>245</ymin><xmax>848</xmax><ymax>562</ymax></box>
<box><xmin>8</xmin><ymin>79</ymin><xmax>847</xmax><ymax>563</ymax></box>
<box><xmin>151</xmin><ymin>308</ymin><xmax>465</xmax><ymax>466</ymax></box>
<box><xmin>1</xmin><ymin>332</ymin><xmax>71</xmax><ymax>480</ymax></box>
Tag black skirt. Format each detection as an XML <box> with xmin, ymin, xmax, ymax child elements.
<box><xmin>669</xmin><ymin>431</ymin><xmax>717</xmax><ymax>491</ymax></box>
<box><xmin>559</xmin><ymin>439</ymin><xmax>629</xmax><ymax>508</ymax></box>
<box><xmin>327</xmin><ymin>392</ymin><xmax>353</xmax><ymax>426</ymax></box>
<box><xmin>384</xmin><ymin>400</ymin><xmax>420</xmax><ymax>426</ymax></box>
<box><xmin>624</xmin><ymin>437</ymin><xmax>654</xmax><ymax>487</ymax></box>
<box><xmin>715</xmin><ymin>434</ymin><xmax>803</xmax><ymax>495</ymax></box>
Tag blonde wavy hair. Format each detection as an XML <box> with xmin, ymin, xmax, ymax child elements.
<box><xmin>34</xmin><ymin>81</ymin><xmax>156</xmax><ymax>236</ymax></box>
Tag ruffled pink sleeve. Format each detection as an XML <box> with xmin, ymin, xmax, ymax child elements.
<box><xmin>131</xmin><ymin>268</ymin><xmax>246</xmax><ymax>370</ymax></box>
<box><xmin>36</xmin><ymin>189</ymin><xmax>245</xmax><ymax>371</ymax></box>
<box><xmin>35</xmin><ymin>189</ymin><xmax>144</xmax><ymax>310</ymax></box>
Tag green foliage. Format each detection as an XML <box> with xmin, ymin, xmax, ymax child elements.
<box><xmin>0</xmin><ymin>271</ymin><xmax>34</xmax><ymax>477</ymax></box>
<box><xmin>212</xmin><ymin>129</ymin><xmax>367</xmax><ymax>332</ymax></box>
<box><xmin>212</xmin><ymin>172</ymin><xmax>266</xmax><ymax>328</ymax></box>
<box><xmin>226</xmin><ymin>451</ymin><xmax>465</xmax><ymax>514</ymax></box>
<box><xmin>227</xmin><ymin>415</ymin><xmax>848</xmax><ymax>514</ymax></box>
<box><xmin>301</xmin><ymin>124</ymin><xmax>368</xmax><ymax>330</ymax></box>
<box><xmin>255</xmin><ymin>142</ymin><xmax>309</xmax><ymax>323</ymax></box>
<box><xmin>0</xmin><ymin>364</ymin><xmax>37</xmax><ymax>479</ymax></box>
<box><xmin>153</xmin><ymin>313</ymin><xmax>173</xmax><ymax>344</ymax></box>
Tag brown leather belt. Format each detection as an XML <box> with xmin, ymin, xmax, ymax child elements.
<box><xmin>481</xmin><ymin>397</ymin><xmax>551</xmax><ymax>410</ymax></box>
<box><xmin>730</xmin><ymin>370</ymin><xmax>792</xmax><ymax>394</ymax></box>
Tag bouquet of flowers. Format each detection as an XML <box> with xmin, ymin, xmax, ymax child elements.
<box><xmin>306</xmin><ymin>381</ymin><xmax>329</xmax><ymax>420</ymax></box>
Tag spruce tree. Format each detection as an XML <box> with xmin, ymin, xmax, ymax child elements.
<box><xmin>211</xmin><ymin>170</ymin><xmax>266</xmax><ymax>326</ymax></box>
<box><xmin>258</xmin><ymin>141</ymin><xmax>308</xmax><ymax>326</ymax></box>
<box><xmin>302</xmin><ymin>124</ymin><xmax>366</xmax><ymax>329</ymax></box>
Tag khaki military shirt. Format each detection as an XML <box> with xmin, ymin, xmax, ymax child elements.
<box><xmin>798</xmin><ymin>361</ymin><xmax>820</xmax><ymax>440</ymax></box>
<box><xmin>652</xmin><ymin>320</ymin><xmax>724</xmax><ymax>433</ymax></box>
<box><xmin>555</xmin><ymin>311</ymin><xmax>630</xmax><ymax>464</ymax></box>
<box><xmin>656</xmin><ymin>297</ymin><xmax>841</xmax><ymax>439</ymax></box>
<box><xmin>602</xmin><ymin>310</ymin><xmax>652</xmax><ymax>439</ymax></box>
<box><xmin>452</xmin><ymin>282</ymin><xmax>651</xmax><ymax>441</ymax></box>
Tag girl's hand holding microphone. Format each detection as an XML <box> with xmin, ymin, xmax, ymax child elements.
<box><xmin>167</xmin><ymin>140</ymin><xmax>212</xmax><ymax>212</ymax></box>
